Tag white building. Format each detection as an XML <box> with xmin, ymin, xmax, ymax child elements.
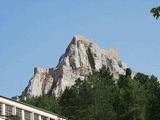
<box><xmin>0</xmin><ymin>96</ymin><xmax>67</xmax><ymax>120</ymax></box>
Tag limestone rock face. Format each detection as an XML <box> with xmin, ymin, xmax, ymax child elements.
<box><xmin>20</xmin><ymin>35</ymin><xmax>128</xmax><ymax>99</ymax></box>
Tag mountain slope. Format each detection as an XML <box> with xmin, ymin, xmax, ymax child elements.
<box><xmin>20</xmin><ymin>35</ymin><xmax>128</xmax><ymax>99</ymax></box>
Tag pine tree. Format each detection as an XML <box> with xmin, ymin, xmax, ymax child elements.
<box><xmin>116</xmin><ymin>72</ymin><xmax>147</xmax><ymax>120</ymax></box>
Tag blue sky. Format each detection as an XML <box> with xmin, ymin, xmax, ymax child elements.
<box><xmin>0</xmin><ymin>0</ymin><xmax>160</xmax><ymax>97</ymax></box>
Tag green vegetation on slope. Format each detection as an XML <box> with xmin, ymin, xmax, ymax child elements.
<box><xmin>22</xmin><ymin>66</ymin><xmax>160</xmax><ymax>120</ymax></box>
<box><xmin>22</xmin><ymin>95</ymin><xmax>60</xmax><ymax>114</ymax></box>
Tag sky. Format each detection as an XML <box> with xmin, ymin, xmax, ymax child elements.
<box><xmin>0</xmin><ymin>0</ymin><xmax>160</xmax><ymax>98</ymax></box>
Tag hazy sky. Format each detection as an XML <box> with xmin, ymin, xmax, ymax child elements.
<box><xmin>0</xmin><ymin>0</ymin><xmax>160</xmax><ymax>98</ymax></box>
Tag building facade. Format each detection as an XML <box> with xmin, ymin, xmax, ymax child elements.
<box><xmin>0</xmin><ymin>96</ymin><xmax>66</xmax><ymax>120</ymax></box>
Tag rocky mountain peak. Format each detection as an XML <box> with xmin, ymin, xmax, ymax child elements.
<box><xmin>19</xmin><ymin>35</ymin><xmax>128</xmax><ymax>99</ymax></box>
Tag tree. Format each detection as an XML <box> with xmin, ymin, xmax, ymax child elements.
<box><xmin>90</xmin><ymin>66</ymin><xmax>117</xmax><ymax>120</ymax></box>
<box><xmin>115</xmin><ymin>73</ymin><xmax>147</xmax><ymax>120</ymax></box>
<box><xmin>59</xmin><ymin>87</ymin><xmax>81</xmax><ymax>120</ymax></box>
<box><xmin>151</xmin><ymin>6</ymin><xmax>160</xmax><ymax>19</ymax></box>
<box><xmin>22</xmin><ymin>95</ymin><xmax>60</xmax><ymax>114</ymax></box>
<box><xmin>126</xmin><ymin>68</ymin><xmax>132</xmax><ymax>77</ymax></box>
<box><xmin>22</xmin><ymin>66</ymin><xmax>160</xmax><ymax>120</ymax></box>
<box><xmin>59</xmin><ymin>66</ymin><xmax>117</xmax><ymax>120</ymax></box>
<box><xmin>134</xmin><ymin>73</ymin><xmax>160</xmax><ymax>120</ymax></box>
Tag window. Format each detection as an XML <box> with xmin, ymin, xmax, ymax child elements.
<box><xmin>5</xmin><ymin>104</ymin><xmax>13</xmax><ymax>116</ymax></box>
<box><xmin>16</xmin><ymin>108</ymin><xmax>22</xmax><ymax>118</ymax></box>
<box><xmin>34</xmin><ymin>113</ymin><xmax>39</xmax><ymax>120</ymax></box>
<box><xmin>24</xmin><ymin>110</ymin><xmax>31</xmax><ymax>120</ymax></box>
<box><xmin>41</xmin><ymin>116</ymin><xmax>47</xmax><ymax>120</ymax></box>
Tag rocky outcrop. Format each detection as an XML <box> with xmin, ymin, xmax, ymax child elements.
<box><xmin>20</xmin><ymin>35</ymin><xmax>128</xmax><ymax>99</ymax></box>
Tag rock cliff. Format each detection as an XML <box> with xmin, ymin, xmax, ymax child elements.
<box><xmin>20</xmin><ymin>35</ymin><xmax>128</xmax><ymax>99</ymax></box>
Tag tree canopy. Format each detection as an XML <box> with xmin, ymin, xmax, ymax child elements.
<box><xmin>151</xmin><ymin>6</ymin><xmax>160</xmax><ymax>19</ymax></box>
<box><xmin>22</xmin><ymin>66</ymin><xmax>160</xmax><ymax>120</ymax></box>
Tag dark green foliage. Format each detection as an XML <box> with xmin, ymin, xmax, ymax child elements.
<box><xmin>89</xmin><ymin>65</ymin><xmax>117</xmax><ymax>120</ymax></box>
<box><xmin>22</xmin><ymin>95</ymin><xmax>60</xmax><ymax>114</ymax></box>
<box><xmin>134</xmin><ymin>72</ymin><xmax>149</xmax><ymax>85</ymax></box>
<box><xmin>23</xmin><ymin>67</ymin><xmax>160</xmax><ymax>120</ymax></box>
<box><xmin>135</xmin><ymin>73</ymin><xmax>160</xmax><ymax>120</ymax></box>
<box><xmin>59</xmin><ymin>66</ymin><xmax>147</xmax><ymax>120</ymax></box>
<box><xmin>59</xmin><ymin>78</ymin><xmax>94</xmax><ymax>120</ymax></box>
<box><xmin>151</xmin><ymin>6</ymin><xmax>160</xmax><ymax>19</ymax></box>
<box><xmin>116</xmin><ymin>75</ymin><xmax>146</xmax><ymax>120</ymax></box>
<box><xmin>126</xmin><ymin>68</ymin><xmax>132</xmax><ymax>77</ymax></box>
<box><xmin>59</xmin><ymin>87</ymin><xmax>80</xmax><ymax>120</ymax></box>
